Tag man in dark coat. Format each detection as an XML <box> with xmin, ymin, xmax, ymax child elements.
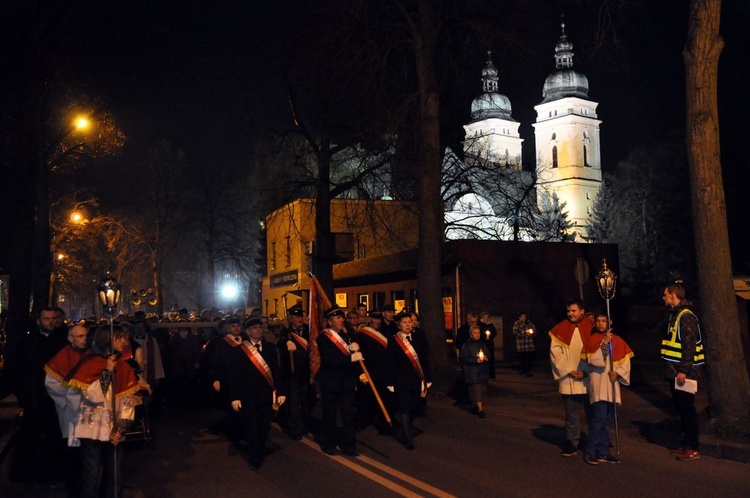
<box><xmin>277</xmin><ymin>304</ymin><xmax>314</xmax><ymax>439</ymax></box>
<box><xmin>316</xmin><ymin>305</ymin><xmax>360</xmax><ymax>456</ymax></box>
<box><xmin>386</xmin><ymin>310</ymin><xmax>432</xmax><ymax>449</ymax></box>
<box><xmin>10</xmin><ymin>307</ymin><xmax>69</xmax><ymax>487</ymax></box>
<box><xmin>229</xmin><ymin>317</ymin><xmax>286</xmax><ymax>470</ymax></box>
<box><xmin>209</xmin><ymin>315</ymin><xmax>244</xmax><ymax>443</ymax></box>
<box><xmin>356</xmin><ymin>316</ymin><xmax>392</xmax><ymax>433</ymax></box>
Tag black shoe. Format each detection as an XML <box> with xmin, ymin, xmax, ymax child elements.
<box><xmin>322</xmin><ymin>447</ymin><xmax>338</xmax><ymax>455</ymax></box>
<box><xmin>477</xmin><ymin>410</ymin><xmax>487</xmax><ymax>419</ymax></box>
<box><xmin>404</xmin><ymin>440</ymin><xmax>415</xmax><ymax>450</ymax></box>
<box><xmin>583</xmin><ymin>454</ymin><xmax>599</xmax><ymax>466</ymax></box>
<box><xmin>248</xmin><ymin>460</ymin><xmax>262</xmax><ymax>470</ymax></box>
<box><xmin>561</xmin><ymin>442</ymin><xmax>578</xmax><ymax>457</ymax></box>
<box><xmin>597</xmin><ymin>453</ymin><xmax>621</xmax><ymax>464</ymax></box>
<box><xmin>469</xmin><ymin>406</ymin><xmax>479</xmax><ymax>415</ymax></box>
<box><xmin>342</xmin><ymin>448</ymin><xmax>359</xmax><ymax>457</ymax></box>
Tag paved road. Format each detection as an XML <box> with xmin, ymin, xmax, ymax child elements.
<box><xmin>2</xmin><ymin>362</ymin><xmax>749</xmax><ymax>497</ymax></box>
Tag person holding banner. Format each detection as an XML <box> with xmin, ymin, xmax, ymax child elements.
<box><xmin>229</xmin><ymin>317</ymin><xmax>286</xmax><ymax>470</ymax></box>
<box><xmin>356</xmin><ymin>313</ymin><xmax>393</xmax><ymax>434</ymax></box>
<box><xmin>316</xmin><ymin>305</ymin><xmax>361</xmax><ymax>456</ymax></box>
<box><xmin>278</xmin><ymin>304</ymin><xmax>314</xmax><ymax>439</ymax></box>
<box><xmin>387</xmin><ymin>310</ymin><xmax>432</xmax><ymax>450</ymax></box>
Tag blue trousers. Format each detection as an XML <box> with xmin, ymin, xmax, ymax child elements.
<box><xmin>587</xmin><ymin>401</ymin><xmax>613</xmax><ymax>457</ymax></box>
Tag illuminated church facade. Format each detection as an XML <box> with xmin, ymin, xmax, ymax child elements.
<box><xmin>444</xmin><ymin>23</ymin><xmax>602</xmax><ymax>241</ymax></box>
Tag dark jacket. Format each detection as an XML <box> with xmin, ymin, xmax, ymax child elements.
<box><xmin>228</xmin><ymin>339</ymin><xmax>286</xmax><ymax>404</ymax></box>
<box><xmin>387</xmin><ymin>331</ymin><xmax>432</xmax><ymax>392</ymax></box>
<box><xmin>317</xmin><ymin>329</ymin><xmax>359</xmax><ymax>392</ymax></box>
<box><xmin>460</xmin><ymin>339</ymin><xmax>490</xmax><ymax>385</ymax></box>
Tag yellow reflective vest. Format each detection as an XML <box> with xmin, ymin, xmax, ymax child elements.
<box><xmin>660</xmin><ymin>308</ymin><xmax>705</xmax><ymax>365</ymax></box>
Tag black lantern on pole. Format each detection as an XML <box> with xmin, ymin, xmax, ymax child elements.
<box><xmin>594</xmin><ymin>258</ymin><xmax>621</xmax><ymax>455</ymax></box>
<box><xmin>96</xmin><ymin>274</ymin><xmax>120</xmax><ymax>495</ymax></box>
<box><xmin>596</xmin><ymin>258</ymin><xmax>617</xmax><ymax>325</ymax></box>
<box><xmin>97</xmin><ymin>275</ymin><xmax>121</xmax><ymax>318</ymax></box>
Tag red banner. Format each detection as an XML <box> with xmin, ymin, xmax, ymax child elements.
<box><xmin>308</xmin><ymin>275</ymin><xmax>332</xmax><ymax>384</ymax></box>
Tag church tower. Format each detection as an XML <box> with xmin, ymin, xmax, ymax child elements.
<box><xmin>533</xmin><ymin>23</ymin><xmax>602</xmax><ymax>235</ymax></box>
<box><xmin>463</xmin><ymin>52</ymin><xmax>523</xmax><ymax>170</ymax></box>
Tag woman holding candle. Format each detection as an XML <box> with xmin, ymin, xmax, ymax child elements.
<box><xmin>460</xmin><ymin>325</ymin><xmax>491</xmax><ymax>418</ymax></box>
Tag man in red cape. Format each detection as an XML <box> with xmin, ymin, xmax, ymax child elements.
<box><xmin>549</xmin><ymin>299</ymin><xmax>593</xmax><ymax>457</ymax></box>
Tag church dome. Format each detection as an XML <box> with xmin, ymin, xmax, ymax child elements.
<box><xmin>541</xmin><ymin>23</ymin><xmax>590</xmax><ymax>103</ymax></box>
<box><xmin>470</xmin><ymin>51</ymin><xmax>514</xmax><ymax>121</ymax></box>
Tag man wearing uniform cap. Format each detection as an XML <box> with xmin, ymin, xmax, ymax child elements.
<box><xmin>316</xmin><ymin>305</ymin><xmax>361</xmax><ymax>456</ymax></box>
<box><xmin>278</xmin><ymin>304</ymin><xmax>314</xmax><ymax>439</ymax></box>
<box><xmin>386</xmin><ymin>310</ymin><xmax>432</xmax><ymax>449</ymax></box>
<box><xmin>228</xmin><ymin>317</ymin><xmax>286</xmax><ymax>470</ymax></box>
<box><xmin>380</xmin><ymin>304</ymin><xmax>398</xmax><ymax>337</ymax></box>
<box><xmin>209</xmin><ymin>314</ymin><xmax>245</xmax><ymax>443</ymax></box>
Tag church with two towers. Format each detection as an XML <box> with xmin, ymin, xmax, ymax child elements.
<box><xmin>444</xmin><ymin>23</ymin><xmax>603</xmax><ymax>241</ymax></box>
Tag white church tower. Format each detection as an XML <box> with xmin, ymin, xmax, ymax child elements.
<box><xmin>464</xmin><ymin>51</ymin><xmax>523</xmax><ymax>170</ymax></box>
<box><xmin>533</xmin><ymin>23</ymin><xmax>602</xmax><ymax>235</ymax></box>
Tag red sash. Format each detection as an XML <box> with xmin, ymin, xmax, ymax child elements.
<box><xmin>549</xmin><ymin>318</ymin><xmax>594</xmax><ymax>358</ymax></box>
<box><xmin>223</xmin><ymin>335</ymin><xmax>242</xmax><ymax>348</ymax></box>
<box><xmin>290</xmin><ymin>331</ymin><xmax>309</xmax><ymax>351</ymax></box>
<box><xmin>240</xmin><ymin>342</ymin><xmax>275</xmax><ymax>390</ymax></box>
<box><xmin>394</xmin><ymin>334</ymin><xmax>425</xmax><ymax>381</ymax></box>
<box><xmin>323</xmin><ymin>329</ymin><xmax>351</xmax><ymax>356</ymax></box>
<box><xmin>44</xmin><ymin>345</ymin><xmax>88</xmax><ymax>383</ymax></box>
<box><xmin>359</xmin><ymin>326</ymin><xmax>388</xmax><ymax>349</ymax></box>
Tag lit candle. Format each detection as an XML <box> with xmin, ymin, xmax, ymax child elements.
<box><xmin>485</xmin><ymin>330</ymin><xmax>490</xmax><ymax>339</ymax></box>
<box><xmin>478</xmin><ymin>349</ymin><xmax>485</xmax><ymax>362</ymax></box>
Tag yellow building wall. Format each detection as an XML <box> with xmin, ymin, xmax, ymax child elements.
<box><xmin>261</xmin><ymin>198</ymin><xmax>419</xmax><ymax>318</ymax></box>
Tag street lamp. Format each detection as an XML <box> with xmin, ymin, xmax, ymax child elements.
<box><xmin>74</xmin><ymin>116</ymin><xmax>90</xmax><ymax>131</ymax></box>
<box><xmin>97</xmin><ymin>275</ymin><xmax>121</xmax><ymax>318</ymax></box>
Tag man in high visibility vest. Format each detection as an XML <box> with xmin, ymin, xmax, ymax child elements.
<box><xmin>661</xmin><ymin>281</ymin><xmax>705</xmax><ymax>461</ymax></box>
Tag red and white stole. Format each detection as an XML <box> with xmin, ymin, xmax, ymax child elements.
<box><xmin>394</xmin><ymin>333</ymin><xmax>425</xmax><ymax>381</ymax></box>
<box><xmin>223</xmin><ymin>335</ymin><xmax>242</xmax><ymax>348</ymax></box>
<box><xmin>240</xmin><ymin>342</ymin><xmax>275</xmax><ymax>389</ymax></box>
<box><xmin>359</xmin><ymin>326</ymin><xmax>388</xmax><ymax>349</ymax></box>
<box><xmin>290</xmin><ymin>330</ymin><xmax>309</xmax><ymax>351</ymax></box>
<box><xmin>323</xmin><ymin>329</ymin><xmax>351</xmax><ymax>356</ymax></box>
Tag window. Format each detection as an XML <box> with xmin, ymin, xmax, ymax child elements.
<box><xmin>551</xmin><ymin>132</ymin><xmax>556</xmax><ymax>141</ymax></box>
<box><xmin>285</xmin><ymin>236</ymin><xmax>291</xmax><ymax>266</ymax></box>
<box><xmin>270</xmin><ymin>242</ymin><xmax>277</xmax><ymax>270</ymax></box>
<box><xmin>373</xmin><ymin>292</ymin><xmax>386</xmax><ymax>311</ymax></box>
<box><xmin>586</xmin><ymin>192</ymin><xmax>590</xmax><ymax>200</ymax></box>
<box><xmin>583</xmin><ymin>144</ymin><xmax>589</xmax><ymax>167</ymax></box>
<box><xmin>552</xmin><ymin>146</ymin><xmax>558</xmax><ymax>168</ymax></box>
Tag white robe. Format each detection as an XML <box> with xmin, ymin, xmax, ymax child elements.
<box><xmin>44</xmin><ymin>373</ymin><xmax>82</xmax><ymax>447</ymax></box>
<box><xmin>550</xmin><ymin>328</ymin><xmax>588</xmax><ymax>395</ymax></box>
<box><xmin>587</xmin><ymin>339</ymin><xmax>631</xmax><ymax>405</ymax></box>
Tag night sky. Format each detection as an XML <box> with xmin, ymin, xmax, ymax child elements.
<box><xmin>3</xmin><ymin>1</ymin><xmax>749</xmax><ymax>269</ymax></box>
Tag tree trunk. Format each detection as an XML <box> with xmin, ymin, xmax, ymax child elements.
<box><xmin>413</xmin><ymin>0</ymin><xmax>447</xmax><ymax>374</ymax></box>
<box><xmin>684</xmin><ymin>0</ymin><xmax>750</xmax><ymax>433</ymax></box>
<box><xmin>314</xmin><ymin>141</ymin><xmax>335</xmax><ymax>298</ymax></box>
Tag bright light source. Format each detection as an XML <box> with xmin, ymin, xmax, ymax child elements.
<box><xmin>74</xmin><ymin>117</ymin><xmax>90</xmax><ymax>130</ymax></box>
<box><xmin>57</xmin><ymin>253</ymin><xmax>65</xmax><ymax>261</ymax></box>
<box><xmin>221</xmin><ymin>283</ymin><xmax>239</xmax><ymax>299</ymax></box>
<box><xmin>70</xmin><ymin>212</ymin><xmax>84</xmax><ymax>223</ymax></box>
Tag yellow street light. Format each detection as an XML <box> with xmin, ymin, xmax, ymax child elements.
<box><xmin>56</xmin><ymin>253</ymin><xmax>65</xmax><ymax>261</ymax></box>
<box><xmin>74</xmin><ymin>116</ymin><xmax>90</xmax><ymax>130</ymax></box>
<box><xmin>70</xmin><ymin>211</ymin><xmax>85</xmax><ymax>224</ymax></box>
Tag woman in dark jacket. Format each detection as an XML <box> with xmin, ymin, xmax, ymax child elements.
<box><xmin>460</xmin><ymin>325</ymin><xmax>490</xmax><ymax>418</ymax></box>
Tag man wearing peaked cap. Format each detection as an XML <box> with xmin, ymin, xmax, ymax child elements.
<box><xmin>380</xmin><ymin>304</ymin><xmax>398</xmax><ymax>337</ymax></box>
<box><xmin>278</xmin><ymin>303</ymin><xmax>314</xmax><ymax>439</ymax></box>
<box><xmin>316</xmin><ymin>303</ymin><xmax>360</xmax><ymax>456</ymax></box>
<box><xmin>243</xmin><ymin>316</ymin><xmax>263</xmax><ymax>329</ymax></box>
<box><xmin>324</xmin><ymin>305</ymin><xmax>345</xmax><ymax>318</ymax></box>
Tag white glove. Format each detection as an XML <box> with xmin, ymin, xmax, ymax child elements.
<box><xmin>386</xmin><ymin>386</ymin><xmax>395</xmax><ymax>393</ymax></box>
<box><xmin>212</xmin><ymin>381</ymin><xmax>221</xmax><ymax>392</ymax></box>
<box><xmin>426</xmin><ymin>382</ymin><xmax>433</xmax><ymax>389</ymax></box>
<box><xmin>286</xmin><ymin>340</ymin><xmax>297</xmax><ymax>352</ymax></box>
<box><xmin>349</xmin><ymin>342</ymin><xmax>360</xmax><ymax>352</ymax></box>
<box><xmin>350</xmin><ymin>352</ymin><xmax>363</xmax><ymax>362</ymax></box>
<box><xmin>231</xmin><ymin>400</ymin><xmax>242</xmax><ymax>412</ymax></box>
<box><xmin>358</xmin><ymin>373</ymin><xmax>368</xmax><ymax>384</ymax></box>
<box><xmin>277</xmin><ymin>396</ymin><xmax>286</xmax><ymax>406</ymax></box>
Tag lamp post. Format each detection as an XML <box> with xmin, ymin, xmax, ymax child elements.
<box><xmin>595</xmin><ymin>258</ymin><xmax>620</xmax><ymax>454</ymax></box>
<box><xmin>97</xmin><ymin>275</ymin><xmax>121</xmax><ymax>496</ymax></box>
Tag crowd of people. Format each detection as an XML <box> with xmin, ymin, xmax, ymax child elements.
<box><xmin>2</xmin><ymin>279</ymin><xmax>704</xmax><ymax>494</ymax></box>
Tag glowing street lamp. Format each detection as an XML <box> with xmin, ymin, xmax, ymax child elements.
<box><xmin>74</xmin><ymin>116</ymin><xmax>90</xmax><ymax>131</ymax></box>
<box><xmin>97</xmin><ymin>275</ymin><xmax>121</xmax><ymax>317</ymax></box>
